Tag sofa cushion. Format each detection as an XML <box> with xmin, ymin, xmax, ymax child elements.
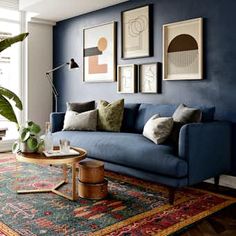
<box><xmin>97</xmin><ymin>99</ymin><xmax>124</xmax><ymax>132</ymax></box>
<box><xmin>168</xmin><ymin>104</ymin><xmax>202</xmax><ymax>150</ymax></box>
<box><xmin>121</xmin><ymin>103</ymin><xmax>140</xmax><ymax>132</ymax></box>
<box><xmin>135</xmin><ymin>104</ymin><xmax>177</xmax><ymax>133</ymax></box>
<box><xmin>52</xmin><ymin>131</ymin><xmax>188</xmax><ymax>178</ymax></box>
<box><xmin>143</xmin><ymin>115</ymin><xmax>174</xmax><ymax>144</ymax></box>
<box><xmin>135</xmin><ymin>104</ymin><xmax>215</xmax><ymax>133</ymax></box>
<box><xmin>63</xmin><ymin>109</ymin><xmax>97</xmax><ymax>131</ymax></box>
<box><xmin>66</xmin><ymin>101</ymin><xmax>95</xmax><ymax>113</ymax></box>
<box><xmin>173</xmin><ymin>104</ymin><xmax>202</xmax><ymax>123</ymax></box>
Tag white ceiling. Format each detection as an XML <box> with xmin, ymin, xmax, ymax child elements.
<box><xmin>19</xmin><ymin>0</ymin><xmax>128</xmax><ymax>22</ymax></box>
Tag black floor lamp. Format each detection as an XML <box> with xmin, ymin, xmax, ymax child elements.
<box><xmin>46</xmin><ymin>58</ymin><xmax>79</xmax><ymax>112</ymax></box>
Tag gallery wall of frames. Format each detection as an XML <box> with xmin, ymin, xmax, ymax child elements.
<box><xmin>82</xmin><ymin>4</ymin><xmax>203</xmax><ymax>95</ymax></box>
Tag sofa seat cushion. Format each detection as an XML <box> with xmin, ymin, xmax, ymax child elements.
<box><xmin>52</xmin><ymin>131</ymin><xmax>188</xmax><ymax>178</ymax></box>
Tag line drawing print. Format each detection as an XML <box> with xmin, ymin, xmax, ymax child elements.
<box><xmin>125</xmin><ymin>15</ymin><xmax>148</xmax><ymax>51</ymax></box>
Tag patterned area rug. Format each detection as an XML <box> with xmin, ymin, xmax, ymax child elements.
<box><xmin>0</xmin><ymin>154</ymin><xmax>235</xmax><ymax>236</ymax></box>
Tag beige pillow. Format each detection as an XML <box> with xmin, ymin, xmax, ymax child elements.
<box><xmin>143</xmin><ymin>115</ymin><xmax>174</xmax><ymax>144</ymax></box>
<box><xmin>63</xmin><ymin>109</ymin><xmax>97</xmax><ymax>131</ymax></box>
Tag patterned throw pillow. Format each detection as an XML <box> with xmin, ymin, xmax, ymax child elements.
<box><xmin>63</xmin><ymin>109</ymin><xmax>97</xmax><ymax>131</ymax></box>
<box><xmin>97</xmin><ymin>99</ymin><xmax>124</xmax><ymax>132</ymax></box>
<box><xmin>143</xmin><ymin>114</ymin><xmax>174</xmax><ymax>144</ymax></box>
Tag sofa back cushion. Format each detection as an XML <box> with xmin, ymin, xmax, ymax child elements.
<box><xmin>135</xmin><ymin>104</ymin><xmax>177</xmax><ymax>133</ymax></box>
<box><xmin>121</xmin><ymin>103</ymin><xmax>140</xmax><ymax>132</ymax></box>
<box><xmin>135</xmin><ymin>104</ymin><xmax>215</xmax><ymax>133</ymax></box>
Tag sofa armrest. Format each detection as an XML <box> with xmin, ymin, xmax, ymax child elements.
<box><xmin>50</xmin><ymin>112</ymin><xmax>65</xmax><ymax>133</ymax></box>
<box><xmin>179</xmin><ymin>122</ymin><xmax>231</xmax><ymax>185</ymax></box>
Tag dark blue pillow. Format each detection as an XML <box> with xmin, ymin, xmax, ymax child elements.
<box><xmin>198</xmin><ymin>106</ymin><xmax>215</xmax><ymax>122</ymax></box>
<box><xmin>121</xmin><ymin>104</ymin><xmax>140</xmax><ymax>132</ymax></box>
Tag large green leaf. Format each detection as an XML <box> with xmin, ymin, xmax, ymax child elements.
<box><xmin>0</xmin><ymin>94</ymin><xmax>18</xmax><ymax>123</ymax></box>
<box><xmin>0</xmin><ymin>33</ymin><xmax>29</xmax><ymax>53</ymax></box>
<box><xmin>30</xmin><ymin>123</ymin><xmax>41</xmax><ymax>134</ymax></box>
<box><xmin>12</xmin><ymin>141</ymin><xmax>20</xmax><ymax>153</ymax></box>
<box><xmin>27</xmin><ymin>137</ymin><xmax>38</xmax><ymax>151</ymax></box>
<box><xmin>0</xmin><ymin>87</ymin><xmax>23</xmax><ymax>110</ymax></box>
<box><xmin>20</xmin><ymin>128</ymin><xmax>30</xmax><ymax>142</ymax></box>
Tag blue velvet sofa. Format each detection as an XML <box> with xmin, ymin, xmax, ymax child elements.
<box><xmin>50</xmin><ymin>103</ymin><xmax>232</xmax><ymax>203</ymax></box>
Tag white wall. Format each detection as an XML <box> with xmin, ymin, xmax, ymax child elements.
<box><xmin>27</xmin><ymin>21</ymin><xmax>52</xmax><ymax>132</ymax></box>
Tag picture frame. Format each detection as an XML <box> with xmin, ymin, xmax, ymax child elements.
<box><xmin>163</xmin><ymin>18</ymin><xmax>203</xmax><ymax>80</ymax></box>
<box><xmin>121</xmin><ymin>4</ymin><xmax>153</xmax><ymax>59</ymax></box>
<box><xmin>138</xmin><ymin>62</ymin><xmax>158</xmax><ymax>93</ymax></box>
<box><xmin>83</xmin><ymin>21</ymin><xmax>116</xmax><ymax>82</ymax></box>
<box><xmin>117</xmin><ymin>64</ymin><xmax>137</xmax><ymax>93</ymax></box>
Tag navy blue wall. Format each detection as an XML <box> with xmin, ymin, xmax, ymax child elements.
<box><xmin>53</xmin><ymin>0</ymin><xmax>236</xmax><ymax>174</ymax></box>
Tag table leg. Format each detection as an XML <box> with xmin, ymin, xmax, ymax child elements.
<box><xmin>72</xmin><ymin>163</ymin><xmax>78</xmax><ymax>200</ymax></box>
<box><xmin>62</xmin><ymin>164</ymin><xmax>68</xmax><ymax>183</ymax></box>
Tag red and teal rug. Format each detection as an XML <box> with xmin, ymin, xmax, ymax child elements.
<box><xmin>0</xmin><ymin>154</ymin><xmax>235</xmax><ymax>236</ymax></box>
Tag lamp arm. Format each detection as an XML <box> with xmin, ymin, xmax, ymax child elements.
<box><xmin>46</xmin><ymin>73</ymin><xmax>59</xmax><ymax>112</ymax></box>
<box><xmin>46</xmin><ymin>73</ymin><xmax>58</xmax><ymax>97</ymax></box>
<box><xmin>46</xmin><ymin>62</ymin><xmax>69</xmax><ymax>74</ymax></box>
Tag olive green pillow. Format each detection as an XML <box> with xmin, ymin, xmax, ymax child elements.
<box><xmin>97</xmin><ymin>99</ymin><xmax>124</xmax><ymax>132</ymax></box>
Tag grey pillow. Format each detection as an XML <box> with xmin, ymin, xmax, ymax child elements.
<box><xmin>143</xmin><ymin>115</ymin><xmax>174</xmax><ymax>144</ymax></box>
<box><xmin>63</xmin><ymin>109</ymin><xmax>97</xmax><ymax>131</ymax></box>
<box><xmin>66</xmin><ymin>101</ymin><xmax>95</xmax><ymax>113</ymax></box>
<box><xmin>168</xmin><ymin>104</ymin><xmax>202</xmax><ymax>152</ymax></box>
<box><xmin>173</xmin><ymin>104</ymin><xmax>202</xmax><ymax>123</ymax></box>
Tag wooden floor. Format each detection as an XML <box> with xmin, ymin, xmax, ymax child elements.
<box><xmin>177</xmin><ymin>183</ymin><xmax>236</xmax><ymax>236</ymax></box>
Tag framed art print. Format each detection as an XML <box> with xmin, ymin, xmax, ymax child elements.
<box><xmin>117</xmin><ymin>64</ymin><xmax>137</xmax><ymax>93</ymax></box>
<box><xmin>121</xmin><ymin>5</ymin><xmax>152</xmax><ymax>59</ymax></box>
<box><xmin>83</xmin><ymin>22</ymin><xmax>116</xmax><ymax>82</ymax></box>
<box><xmin>163</xmin><ymin>18</ymin><xmax>203</xmax><ymax>80</ymax></box>
<box><xmin>139</xmin><ymin>63</ymin><xmax>158</xmax><ymax>93</ymax></box>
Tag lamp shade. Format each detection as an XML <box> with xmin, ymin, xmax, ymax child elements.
<box><xmin>69</xmin><ymin>58</ymin><xmax>79</xmax><ymax>69</ymax></box>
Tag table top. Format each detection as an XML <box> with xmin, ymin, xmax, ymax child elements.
<box><xmin>16</xmin><ymin>147</ymin><xmax>87</xmax><ymax>165</ymax></box>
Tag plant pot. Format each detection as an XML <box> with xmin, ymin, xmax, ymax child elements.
<box><xmin>20</xmin><ymin>142</ymin><xmax>34</xmax><ymax>153</ymax></box>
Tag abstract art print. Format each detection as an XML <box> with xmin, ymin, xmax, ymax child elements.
<box><xmin>117</xmin><ymin>64</ymin><xmax>137</xmax><ymax>93</ymax></box>
<box><xmin>163</xmin><ymin>18</ymin><xmax>203</xmax><ymax>80</ymax></box>
<box><xmin>83</xmin><ymin>22</ymin><xmax>116</xmax><ymax>82</ymax></box>
<box><xmin>121</xmin><ymin>5</ymin><xmax>152</xmax><ymax>59</ymax></box>
<box><xmin>139</xmin><ymin>63</ymin><xmax>158</xmax><ymax>93</ymax></box>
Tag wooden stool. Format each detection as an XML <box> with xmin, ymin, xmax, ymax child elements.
<box><xmin>78</xmin><ymin>160</ymin><xmax>108</xmax><ymax>199</ymax></box>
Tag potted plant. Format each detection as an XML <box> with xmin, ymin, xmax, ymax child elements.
<box><xmin>12</xmin><ymin>121</ymin><xmax>44</xmax><ymax>153</ymax></box>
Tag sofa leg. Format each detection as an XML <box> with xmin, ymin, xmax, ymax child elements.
<box><xmin>214</xmin><ymin>175</ymin><xmax>220</xmax><ymax>188</ymax></box>
<box><xmin>168</xmin><ymin>187</ymin><xmax>176</xmax><ymax>205</ymax></box>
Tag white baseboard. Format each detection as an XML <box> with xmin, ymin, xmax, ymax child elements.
<box><xmin>0</xmin><ymin>140</ymin><xmax>14</xmax><ymax>152</ymax></box>
<box><xmin>205</xmin><ymin>175</ymin><xmax>236</xmax><ymax>189</ymax></box>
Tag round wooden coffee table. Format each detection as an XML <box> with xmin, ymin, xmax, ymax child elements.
<box><xmin>15</xmin><ymin>147</ymin><xmax>87</xmax><ymax>201</ymax></box>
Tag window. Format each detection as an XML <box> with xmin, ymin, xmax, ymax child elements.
<box><xmin>0</xmin><ymin>7</ymin><xmax>22</xmax><ymax>140</ymax></box>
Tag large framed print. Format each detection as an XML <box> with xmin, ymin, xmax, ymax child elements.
<box><xmin>163</xmin><ymin>18</ymin><xmax>203</xmax><ymax>80</ymax></box>
<box><xmin>121</xmin><ymin>5</ymin><xmax>152</xmax><ymax>59</ymax></box>
<box><xmin>117</xmin><ymin>64</ymin><xmax>137</xmax><ymax>93</ymax></box>
<box><xmin>139</xmin><ymin>63</ymin><xmax>158</xmax><ymax>93</ymax></box>
<box><xmin>83</xmin><ymin>22</ymin><xmax>116</xmax><ymax>82</ymax></box>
